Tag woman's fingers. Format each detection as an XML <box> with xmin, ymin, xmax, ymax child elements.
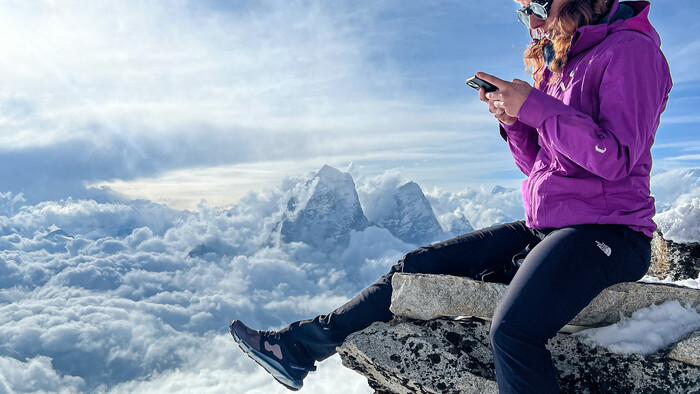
<box><xmin>479</xmin><ymin>87</ymin><xmax>488</xmax><ymax>103</ymax></box>
<box><xmin>485</xmin><ymin>91</ymin><xmax>503</xmax><ymax>101</ymax></box>
<box><xmin>476</xmin><ymin>73</ymin><xmax>524</xmax><ymax>125</ymax></box>
<box><xmin>476</xmin><ymin>72</ymin><xmax>506</xmax><ymax>89</ymax></box>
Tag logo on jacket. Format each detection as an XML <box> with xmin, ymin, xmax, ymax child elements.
<box><xmin>596</xmin><ymin>241</ymin><xmax>612</xmax><ymax>257</ymax></box>
<box><xmin>595</xmin><ymin>145</ymin><xmax>607</xmax><ymax>154</ymax></box>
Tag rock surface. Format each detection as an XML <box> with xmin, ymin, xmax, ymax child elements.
<box><xmin>338</xmin><ymin>273</ymin><xmax>700</xmax><ymax>393</ymax></box>
<box><xmin>650</xmin><ymin>231</ymin><xmax>700</xmax><ymax>281</ymax></box>
<box><xmin>389</xmin><ymin>273</ymin><xmax>700</xmax><ymax>328</ymax></box>
<box><xmin>670</xmin><ymin>331</ymin><xmax>700</xmax><ymax>367</ymax></box>
<box><xmin>338</xmin><ymin>317</ymin><xmax>700</xmax><ymax>394</ymax></box>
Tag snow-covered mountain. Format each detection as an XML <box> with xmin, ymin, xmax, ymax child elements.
<box><xmin>438</xmin><ymin>212</ymin><xmax>475</xmax><ymax>238</ymax></box>
<box><xmin>276</xmin><ymin>165</ymin><xmax>452</xmax><ymax>249</ymax></box>
<box><xmin>278</xmin><ymin>165</ymin><xmax>370</xmax><ymax>250</ymax></box>
<box><xmin>370</xmin><ymin>181</ymin><xmax>444</xmax><ymax>245</ymax></box>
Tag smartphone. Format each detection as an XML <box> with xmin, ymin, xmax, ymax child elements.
<box><xmin>466</xmin><ymin>75</ymin><xmax>498</xmax><ymax>93</ymax></box>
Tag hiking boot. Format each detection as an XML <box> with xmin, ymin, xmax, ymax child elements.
<box><xmin>230</xmin><ymin>320</ymin><xmax>316</xmax><ymax>391</ymax></box>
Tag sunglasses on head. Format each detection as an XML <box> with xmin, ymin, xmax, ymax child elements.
<box><xmin>517</xmin><ymin>0</ymin><xmax>553</xmax><ymax>28</ymax></box>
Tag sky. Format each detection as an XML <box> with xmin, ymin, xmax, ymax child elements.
<box><xmin>0</xmin><ymin>0</ymin><xmax>698</xmax><ymax>209</ymax></box>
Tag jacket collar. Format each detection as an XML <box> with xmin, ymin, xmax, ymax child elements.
<box><xmin>568</xmin><ymin>0</ymin><xmax>659</xmax><ymax>57</ymax></box>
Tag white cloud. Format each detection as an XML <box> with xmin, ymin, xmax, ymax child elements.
<box><xmin>107</xmin><ymin>336</ymin><xmax>372</xmax><ymax>394</ymax></box>
<box><xmin>0</xmin><ymin>168</ymin><xmax>415</xmax><ymax>391</ymax></box>
<box><xmin>0</xmin><ymin>355</ymin><xmax>84</xmax><ymax>394</ymax></box>
<box><xmin>650</xmin><ymin>168</ymin><xmax>700</xmax><ymax>212</ymax></box>
<box><xmin>1</xmin><ymin>164</ymin><xmax>698</xmax><ymax>392</ymax></box>
<box><xmin>655</xmin><ymin>197</ymin><xmax>700</xmax><ymax>243</ymax></box>
<box><xmin>425</xmin><ymin>184</ymin><xmax>524</xmax><ymax>231</ymax></box>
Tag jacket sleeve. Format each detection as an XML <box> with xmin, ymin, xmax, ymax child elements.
<box><xmin>499</xmin><ymin>120</ymin><xmax>540</xmax><ymax>176</ymax></box>
<box><xmin>515</xmin><ymin>39</ymin><xmax>671</xmax><ymax>181</ymax></box>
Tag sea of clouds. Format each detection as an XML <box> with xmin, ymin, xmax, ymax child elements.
<box><xmin>0</xmin><ymin>167</ymin><xmax>698</xmax><ymax>393</ymax></box>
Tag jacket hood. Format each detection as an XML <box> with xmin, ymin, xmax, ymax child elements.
<box><xmin>569</xmin><ymin>0</ymin><xmax>660</xmax><ymax>57</ymax></box>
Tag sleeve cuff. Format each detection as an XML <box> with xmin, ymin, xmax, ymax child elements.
<box><xmin>499</xmin><ymin>120</ymin><xmax>534</xmax><ymax>142</ymax></box>
<box><xmin>517</xmin><ymin>88</ymin><xmax>571</xmax><ymax>129</ymax></box>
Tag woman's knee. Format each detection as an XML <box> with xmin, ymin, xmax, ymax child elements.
<box><xmin>395</xmin><ymin>246</ymin><xmax>435</xmax><ymax>274</ymax></box>
<box><xmin>489</xmin><ymin>317</ymin><xmax>516</xmax><ymax>352</ymax></box>
<box><xmin>489</xmin><ymin>308</ymin><xmax>551</xmax><ymax>353</ymax></box>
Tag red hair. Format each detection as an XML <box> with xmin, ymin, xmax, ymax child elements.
<box><xmin>524</xmin><ymin>0</ymin><xmax>612</xmax><ymax>87</ymax></box>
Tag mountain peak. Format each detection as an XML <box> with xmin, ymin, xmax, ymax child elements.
<box><xmin>369</xmin><ymin>181</ymin><xmax>444</xmax><ymax>245</ymax></box>
<box><xmin>316</xmin><ymin>164</ymin><xmax>342</xmax><ymax>178</ymax></box>
<box><xmin>278</xmin><ymin>165</ymin><xmax>369</xmax><ymax>249</ymax></box>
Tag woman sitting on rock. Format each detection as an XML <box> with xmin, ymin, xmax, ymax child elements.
<box><xmin>230</xmin><ymin>0</ymin><xmax>672</xmax><ymax>392</ymax></box>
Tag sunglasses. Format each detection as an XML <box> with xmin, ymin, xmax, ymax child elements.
<box><xmin>517</xmin><ymin>0</ymin><xmax>553</xmax><ymax>28</ymax></box>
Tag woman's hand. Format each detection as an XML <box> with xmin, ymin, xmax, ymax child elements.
<box><xmin>480</xmin><ymin>86</ymin><xmax>518</xmax><ymax>125</ymax></box>
<box><xmin>477</xmin><ymin>72</ymin><xmax>533</xmax><ymax>125</ymax></box>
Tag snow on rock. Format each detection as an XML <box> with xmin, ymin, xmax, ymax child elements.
<box><xmin>641</xmin><ymin>275</ymin><xmax>700</xmax><ymax>290</ymax></box>
<box><xmin>573</xmin><ymin>300</ymin><xmax>700</xmax><ymax>356</ymax></box>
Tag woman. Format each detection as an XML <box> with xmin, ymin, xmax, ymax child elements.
<box><xmin>230</xmin><ymin>0</ymin><xmax>672</xmax><ymax>392</ymax></box>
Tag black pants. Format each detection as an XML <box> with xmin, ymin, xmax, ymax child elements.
<box><xmin>279</xmin><ymin>221</ymin><xmax>651</xmax><ymax>393</ymax></box>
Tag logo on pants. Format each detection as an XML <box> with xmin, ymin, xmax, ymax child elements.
<box><xmin>596</xmin><ymin>240</ymin><xmax>612</xmax><ymax>257</ymax></box>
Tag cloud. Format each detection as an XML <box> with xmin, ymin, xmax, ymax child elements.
<box><xmin>107</xmin><ymin>336</ymin><xmax>372</xmax><ymax>394</ymax></box>
<box><xmin>0</xmin><ymin>355</ymin><xmax>85</xmax><ymax>394</ymax></box>
<box><xmin>655</xmin><ymin>197</ymin><xmax>700</xmax><ymax>243</ymax></box>
<box><xmin>649</xmin><ymin>168</ymin><xmax>700</xmax><ymax>212</ymax></box>
<box><xmin>0</xmin><ymin>167</ymin><xmax>427</xmax><ymax>391</ymax></box>
<box><xmin>0</xmin><ymin>163</ymin><xmax>698</xmax><ymax>392</ymax></box>
<box><xmin>425</xmin><ymin>184</ymin><xmax>525</xmax><ymax>231</ymax></box>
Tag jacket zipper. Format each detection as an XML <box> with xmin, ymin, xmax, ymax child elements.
<box><xmin>530</xmin><ymin>171</ymin><xmax>544</xmax><ymax>227</ymax></box>
<box><xmin>530</xmin><ymin>148</ymin><xmax>557</xmax><ymax>228</ymax></box>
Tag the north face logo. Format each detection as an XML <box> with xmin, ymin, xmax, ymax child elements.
<box><xmin>596</xmin><ymin>241</ymin><xmax>612</xmax><ymax>257</ymax></box>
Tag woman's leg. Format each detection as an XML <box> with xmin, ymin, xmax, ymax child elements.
<box><xmin>280</xmin><ymin>220</ymin><xmax>538</xmax><ymax>362</ymax></box>
<box><xmin>489</xmin><ymin>224</ymin><xmax>651</xmax><ymax>394</ymax></box>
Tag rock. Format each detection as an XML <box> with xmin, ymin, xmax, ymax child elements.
<box><xmin>669</xmin><ymin>331</ymin><xmax>700</xmax><ymax>367</ymax></box>
<box><xmin>390</xmin><ymin>273</ymin><xmax>700</xmax><ymax>327</ymax></box>
<box><xmin>338</xmin><ymin>317</ymin><xmax>700</xmax><ymax>394</ymax></box>
<box><xmin>650</xmin><ymin>231</ymin><xmax>700</xmax><ymax>281</ymax></box>
<box><xmin>338</xmin><ymin>318</ymin><xmax>499</xmax><ymax>394</ymax></box>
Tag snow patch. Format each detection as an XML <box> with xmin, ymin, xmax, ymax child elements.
<box><xmin>574</xmin><ymin>300</ymin><xmax>700</xmax><ymax>356</ymax></box>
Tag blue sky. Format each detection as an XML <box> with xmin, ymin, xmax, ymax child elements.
<box><xmin>0</xmin><ymin>0</ymin><xmax>698</xmax><ymax>209</ymax></box>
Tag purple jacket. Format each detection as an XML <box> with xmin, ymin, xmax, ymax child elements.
<box><xmin>500</xmin><ymin>0</ymin><xmax>672</xmax><ymax>238</ymax></box>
